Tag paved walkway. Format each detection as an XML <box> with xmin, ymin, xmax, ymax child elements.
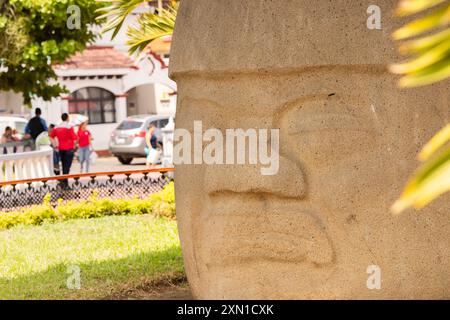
<box><xmin>72</xmin><ymin>156</ymin><xmax>148</xmax><ymax>173</ymax></box>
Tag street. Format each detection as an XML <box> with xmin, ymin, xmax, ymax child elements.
<box><xmin>72</xmin><ymin>155</ymin><xmax>149</xmax><ymax>173</ymax></box>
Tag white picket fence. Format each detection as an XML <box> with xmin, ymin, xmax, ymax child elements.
<box><xmin>0</xmin><ymin>148</ymin><xmax>54</xmax><ymax>184</ymax></box>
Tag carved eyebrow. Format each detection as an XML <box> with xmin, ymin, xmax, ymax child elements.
<box><xmin>286</xmin><ymin>113</ymin><xmax>376</xmax><ymax>134</ymax></box>
<box><xmin>272</xmin><ymin>93</ymin><xmax>379</xmax><ymax>129</ymax></box>
<box><xmin>182</xmin><ymin>95</ymin><xmax>330</xmax><ymax>116</ymax></box>
<box><xmin>272</xmin><ymin>94</ymin><xmax>338</xmax><ymax>127</ymax></box>
<box><xmin>181</xmin><ymin>94</ymin><xmax>374</xmax><ymax>133</ymax></box>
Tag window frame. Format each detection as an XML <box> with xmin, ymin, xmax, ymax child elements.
<box><xmin>68</xmin><ymin>87</ymin><xmax>116</xmax><ymax>125</ymax></box>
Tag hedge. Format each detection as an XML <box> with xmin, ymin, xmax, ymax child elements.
<box><xmin>0</xmin><ymin>182</ymin><xmax>175</xmax><ymax>230</ymax></box>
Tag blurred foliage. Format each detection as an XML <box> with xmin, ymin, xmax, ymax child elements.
<box><xmin>0</xmin><ymin>1</ymin><xmax>29</xmax><ymax>66</ymax></box>
<box><xmin>391</xmin><ymin>0</ymin><xmax>450</xmax><ymax>214</ymax></box>
<box><xmin>0</xmin><ymin>0</ymin><xmax>102</xmax><ymax>105</ymax></box>
<box><xmin>391</xmin><ymin>0</ymin><xmax>450</xmax><ymax>87</ymax></box>
<box><xmin>96</xmin><ymin>0</ymin><xmax>177</xmax><ymax>55</ymax></box>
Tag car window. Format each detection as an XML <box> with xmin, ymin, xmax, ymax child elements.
<box><xmin>116</xmin><ymin>120</ymin><xmax>144</xmax><ymax>130</ymax></box>
<box><xmin>158</xmin><ymin>119</ymin><xmax>169</xmax><ymax>128</ymax></box>
<box><xmin>148</xmin><ymin>120</ymin><xmax>158</xmax><ymax>128</ymax></box>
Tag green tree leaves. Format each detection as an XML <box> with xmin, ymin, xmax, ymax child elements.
<box><xmin>0</xmin><ymin>0</ymin><xmax>102</xmax><ymax>105</ymax></box>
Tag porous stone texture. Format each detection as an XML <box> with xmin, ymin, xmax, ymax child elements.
<box><xmin>169</xmin><ymin>0</ymin><xmax>450</xmax><ymax>299</ymax></box>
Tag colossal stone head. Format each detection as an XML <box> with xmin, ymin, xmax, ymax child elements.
<box><xmin>169</xmin><ymin>0</ymin><xmax>450</xmax><ymax>299</ymax></box>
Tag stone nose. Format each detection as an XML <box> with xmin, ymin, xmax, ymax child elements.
<box><xmin>204</xmin><ymin>155</ymin><xmax>307</xmax><ymax>199</ymax></box>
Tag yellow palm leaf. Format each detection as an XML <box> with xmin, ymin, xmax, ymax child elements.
<box><xmin>419</xmin><ymin>124</ymin><xmax>450</xmax><ymax>160</ymax></box>
<box><xmin>393</xmin><ymin>4</ymin><xmax>449</xmax><ymax>40</ymax></box>
<box><xmin>392</xmin><ymin>149</ymin><xmax>450</xmax><ymax>214</ymax></box>
<box><xmin>396</xmin><ymin>0</ymin><xmax>447</xmax><ymax>16</ymax></box>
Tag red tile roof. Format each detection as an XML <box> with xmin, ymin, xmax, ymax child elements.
<box><xmin>55</xmin><ymin>46</ymin><xmax>135</xmax><ymax>70</ymax></box>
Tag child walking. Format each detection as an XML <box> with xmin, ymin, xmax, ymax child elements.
<box><xmin>77</xmin><ymin>121</ymin><xmax>92</xmax><ymax>173</ymax></box>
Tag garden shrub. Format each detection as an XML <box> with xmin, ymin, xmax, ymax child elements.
<box><xmin>0</xmin><ymin>182</ymin><xmax>176</xmax><ymax>230</ymax></box>
<box><xmin>147</xmin><ymin>181</ymin><xmax>176</xmax><ymax>218</ymax></box>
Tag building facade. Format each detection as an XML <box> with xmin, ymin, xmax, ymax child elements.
<box><xmin>0</xmin><ymin>6</ymin><xmax>176</xmax><ymax>152</ymax></box>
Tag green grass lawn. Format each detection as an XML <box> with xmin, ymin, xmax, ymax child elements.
<box><xmin>0</xmin><ymin>214</ymin><xmax>183</xmax><ymax>299</ymax></box>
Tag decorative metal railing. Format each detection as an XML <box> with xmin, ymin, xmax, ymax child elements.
<box><xmin>0</xmin><ymin>167</ymin><xmax>175</xmax><ymax>212</ymax></box>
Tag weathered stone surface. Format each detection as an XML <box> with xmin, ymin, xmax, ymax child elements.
<box><xmin>169</xmin><ymin>0</ymin><xmax>450</xmax><ymax>299</ymax></box>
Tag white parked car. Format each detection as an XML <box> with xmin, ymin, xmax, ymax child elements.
<box><xmin>109</xmin><ymin>115</ymin><xmax>172</xmax><ymax>164</ymax></box>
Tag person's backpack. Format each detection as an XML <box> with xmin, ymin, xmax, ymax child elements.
<box><xmin>28</xmin><ymin>117</ymin><xmax>45</xmax><ymax>140</ymax></box>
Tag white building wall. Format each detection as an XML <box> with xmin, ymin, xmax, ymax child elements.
<box><xmin>0</xmin><ymin>91</ymin><xmax>26</xmax><ymax>116</ymax></box>
<box><xmin>136</xmin><ymin>84</ymin><xmax>157</xmax><ymax>114</ymax></box>
<box><xmin>88</xmin><ymin>123</ymin><xmax>118</xmax><ymax>151</ymax></box>
<box><xmin>31</xmin><ymin>97</ymin><xmax>65</xmax><ymax>126</ymax></box>
<box><xmin>122</xmin><ymin>61</ymin><xmax>176</xmax><ymax>92</ymax></box>
<box><xmin>154</xmin><ymin>83</ymin><xmax>176</xmax><ymax>116</ymax></box>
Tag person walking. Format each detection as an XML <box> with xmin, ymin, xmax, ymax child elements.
<box><xmin>25</xmin><ymin>108</ymin><xmax>48</xmax><ymax>142</ymax></box>
<box><xmin>48</xmin><ymin>124</ymin><xmax>61</xmax><ymax>175</ymax></box>
<box><xmin>77</xmin><ymin>121</ymin><xmax>92</xmax><ymax>173</ymax></box>
<box><xmin>50</xmin><ymin>113</ymin><xmax>77</xmax><ymax>188</ymax></box>
<box><xmin>145</xmin><ymin>123</ymin><xmax>162</xmax><ymax>168</ymax></box>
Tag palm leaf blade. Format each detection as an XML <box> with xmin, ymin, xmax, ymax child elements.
<box><xmin>96</xmin><ymin>0</ymin><xmax>148</xmax><ymax>39</ymax></box>
<box><xmin>396</xmin><ymin>0</ymin><xmax>447</xmax><ymax>16</ymax></box>
<box><xmin>419</xmin><ymin>124</ymin><xmax>450</xmax><ymax>160</ymax></box>
<box><xmin>399</xmin><ymin>55</ymin><xmax>450</xmax><ymax>86</ymax></box>
<box><xmin>392</xmin><ymin>148</ymin><xmax>450</xmax><ymax>214</ymax></box>
<box><xmin>393</xmin><ymin>5</ymin><xmax>449</xmax><ymax>39</ymax></box>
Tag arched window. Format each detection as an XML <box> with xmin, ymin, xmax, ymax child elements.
<box><xmin>68</xmin><ymin>87</ymin><xmax>116</xmax><ymax>124</ymax></box>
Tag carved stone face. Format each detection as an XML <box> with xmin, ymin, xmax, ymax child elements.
<box><xmin>170</xmin><ymin>0</ymin><xmax>450</xmax><ymax>299</ymax></box>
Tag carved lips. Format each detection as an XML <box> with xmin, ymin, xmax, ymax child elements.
<box><xmin>202</xmin><ymin>191</ymin><xmax>335</xmax><ymax>268</ymax></box>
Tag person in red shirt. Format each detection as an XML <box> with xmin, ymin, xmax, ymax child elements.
<box><xmin>77</xmin><ymin>121</ymin><xmax>92</xmax><ymax>173</ymax></box>
<box><xmin>50</xmin><ymin>113</ymin><xmax>77</xmax><ymax>187</ymax></box>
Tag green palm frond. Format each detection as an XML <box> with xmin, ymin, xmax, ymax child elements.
<box><xmin>419</xmin><ymin>124</ymin><xmax>450</xmax><ymax>160</ymax></box>
<box><xmin>126</xmin><ymin>2</ymin><xmax>177</xmax><ymax>55</ymax></box>
<box><xmin>96</xmin><ymin>0</ymin><xmax>148</xmax><ymax>40</ymax></box>
<box><xmin>393</xmin><ymin>4</ymin><xmax>449</xmax><ymax>39</ymax></box>
<box><xmin>391</xmin><ymin>0</ymin><xmax>450</xmax><ymax>214</ymax></box>
<box><xmin>96</xmin><ymin>0</ymin><xmax>177</xmax><ymax>55</ymax></box>
<box><xmin>391</xmin><ymin>0</ymin><xmax>450</xmax><ymax>88</ymax></box>
<box><xmin>392</xmin><ymin>132</ymin><xmax>450</xmax><ymax>214</ymax></box>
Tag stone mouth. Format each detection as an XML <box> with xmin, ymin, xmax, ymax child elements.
<box><xmin>201</xmin><ymin>192</ymin><xmax>336</xmax><ymax>267</ymax></box>
<box><xmin>208</xmin><ymin>232</ymin><xmax>334</xmax><ymax>267</ymax></box>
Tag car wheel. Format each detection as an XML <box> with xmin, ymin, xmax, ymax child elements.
<box><xmin>117</xmin><ymin>156</ymin><xmax>133</xmax><ymax>165</ymax></box>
